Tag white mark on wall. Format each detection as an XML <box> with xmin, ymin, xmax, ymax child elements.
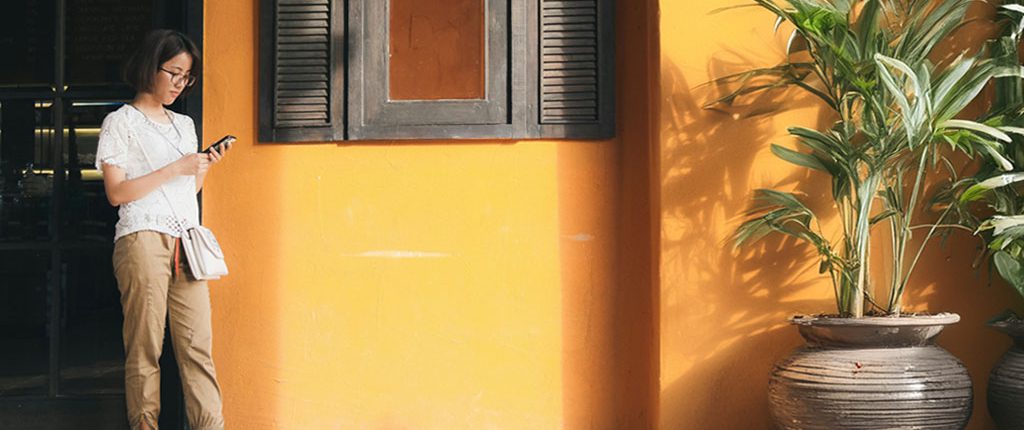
<box><xmin>344</xmin><ymin>250</ymin><xmax>451</xmax><ymax>258</ymax></box>
<box><xmin>564</xmin><ymin>233</ymin><xmax>594</xmax><ymax>242</ymax></box>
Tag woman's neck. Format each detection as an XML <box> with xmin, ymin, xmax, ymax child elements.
<box><xmin>131</xmin><ymin>93</ymin><xmax>170</xmax><ymax>124</ymax></box>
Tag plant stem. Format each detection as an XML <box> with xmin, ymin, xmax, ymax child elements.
<box><xmin>908</xmin><ymin>224</ymin><xmax>973</xmax><ymax>233</ymax></box>
<box><xmin>898</xmin><ymin>204</ymin><xmax>955</xmax><ymax>310</ymax></box>
<box><xmin>853</xmin><ymin>174</ymin><xmax>882</xmax><ymax>318</ymax></box>
<box><xmin>888</xmin><ymin>212</ymin><xmax>904</xmax><ymax>313</ymax></box>
<box><xmin>889</xmin><ymin>145</ymin><xmax>930</xmax><ymax>315</ymax></box>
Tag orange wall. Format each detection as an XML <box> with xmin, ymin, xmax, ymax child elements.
<box><xmin>203</xmin><ymin>0</ymin><xmax>656</xmax><ymax>429</ymax></box>
<box><xmin>658</xmin><ymin>2</ymin><xmax>1020</xmax><ymax>429</ymax></box>
<box><xmin>199</xmin><ymin>0</ymin><xmax>1020</xmax><ymax>427</ymax></box>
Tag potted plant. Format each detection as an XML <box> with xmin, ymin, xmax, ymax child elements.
<box><xmin>940</xmin><ymin>3</ymin><xmax>1024</xmax><ymax>428</ymax></box>
<box><xmin>711</xmin><ymin>0</ymin><xmax>1024</xmax><ymax>428</ymax></box>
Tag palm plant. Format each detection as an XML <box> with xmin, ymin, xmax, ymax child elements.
<box><xmin>942</xmin><ymin>2</ymin><xmax>1024</xmax><ymax>315</ymax></box>
<box><xmin>717</xmin><ymin>0</ymin><xmax>1022</xmax><ymax>317</ymax></box>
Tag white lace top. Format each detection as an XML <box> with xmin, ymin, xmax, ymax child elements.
<box><xmin>95</xmin><ymin>104</ymin><xmax>200</xmax><ymax>242</ymax></box>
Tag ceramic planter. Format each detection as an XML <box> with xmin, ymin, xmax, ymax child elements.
<box><xmin>769</xmin><ymin>314</ymin><xmax>972</xmax><ymax>430</ymax></box>
<box><xmin>988</xmin><ymin>320</ymin><xmax>1024</xmax><ymax>430</ymax></box>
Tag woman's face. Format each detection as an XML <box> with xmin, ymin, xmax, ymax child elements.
<box><xmin>151</xmin><ymin>51</ymin><xmax>193</xmax><ymax>106</ymax></box>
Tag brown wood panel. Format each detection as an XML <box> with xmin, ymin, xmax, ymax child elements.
<box><xmin>540</xmin><ymin>0</ymin><xmax>599</xmax><ymax>123</ymax></box>
<box><xmin>259</xmin><ymin>0</ymin><xmax>344</xmax><ymax>142</ymax></box>
<box><xmin>388</xmin><ymin>0</ymin><xmax>485</xmax><ymax>100</ymax></box>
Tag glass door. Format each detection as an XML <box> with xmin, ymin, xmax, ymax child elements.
<box><xmin>0</xmin><ymin>0</ymin><xmax>201</xmax><ymax>429</ymax></box>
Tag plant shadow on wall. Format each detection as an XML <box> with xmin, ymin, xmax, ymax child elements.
<box><xmin>660</xmin><ymin>1</ymin><xmax>1024</xmax><ymax>428</ymax></box>
<box><xmin>659</xmin><ymin>49</ymin><xmax>838</xmax><ymax>428</ymax></box>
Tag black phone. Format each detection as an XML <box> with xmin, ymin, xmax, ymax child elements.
<box><xmin>203</xmin><ymin>135</ymin><xmax>236</xmax><ymax>154</ymax></box>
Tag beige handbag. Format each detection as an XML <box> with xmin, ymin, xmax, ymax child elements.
<box><xmin>177</xmin><ymin>224</ymin><xmax>228</xmax><ymax>280</ymax></box>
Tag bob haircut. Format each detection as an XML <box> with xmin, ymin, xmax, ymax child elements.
<box><xmin>123</xmin><ymin>29</ymin><xmax>201</xmax><ymax>95</ymax></box>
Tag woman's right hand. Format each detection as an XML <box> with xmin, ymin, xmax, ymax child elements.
<box><xmin>102</xmin><ymin>153</ymin><xmax>209</xmax><ymax>206</ymax></box>
<box><xmin>170</xmin><ymin>153</ymin><xmax>209</xmax><ymax>176</ymax></box>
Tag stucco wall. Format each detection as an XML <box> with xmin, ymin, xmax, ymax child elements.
<box><xmin>202</xmin><ymin>0</ymin><xmax>656</xmax><ymax>428</ymax></box>
<box><xmin>658</xmin><ymin>2</ymin><xmax>1019</xmax><ymax>429</ymax></box>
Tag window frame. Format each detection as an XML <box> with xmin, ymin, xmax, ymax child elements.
<box><xmin>347</xmin><ymin>0</ymin><xmax>512</xmax><ymax>140</ymax></box>
<box><xmin>258</xmin><ymin>0</ymin><xmax>615</xmax><ymax>143</ymax></box>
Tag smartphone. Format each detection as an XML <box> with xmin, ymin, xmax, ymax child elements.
<box><xmin>203</xmin><ymin>135</ymin><xmax>236</xmax><ymax>154</ymax></box>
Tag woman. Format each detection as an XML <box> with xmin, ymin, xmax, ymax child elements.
<box><xmin>95</xmin><ymin>29</ymin><xmax>228</xmax><ymax>430</ymax></box>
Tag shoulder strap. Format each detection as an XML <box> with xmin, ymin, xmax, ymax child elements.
<box><xmin>133</xmin><ymin>126</ymin><xmax>191</xmax><ymax>233</ymax></box>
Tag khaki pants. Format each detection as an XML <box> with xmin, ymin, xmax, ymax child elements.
<box><xmin>113</xmin><ymin>231</ymin><xmax>224</xmax><ymax>430</ymax></box>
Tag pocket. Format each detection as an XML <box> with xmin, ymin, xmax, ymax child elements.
<box><xmin>114</xmin><ymin>232</ymin><xmax>140</xmax><ymax>252</ymax></box>
<box><xmin>112</xmin><ymin>232</ymin><xmax>143</xmax><ymax>285</ymax></box>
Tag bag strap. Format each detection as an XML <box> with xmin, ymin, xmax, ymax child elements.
<box><xmin>130</xmin><ymin>108</ymin><xmax>193</xmax><ymax>234</ymax></box>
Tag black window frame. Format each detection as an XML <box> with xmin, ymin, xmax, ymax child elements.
<box><xmin>348</xmin><ymin>0</ymin><xmax>511</xmax><ymax>140</ymax></box>
<box><xmin>258</xmin><ymin>0</ymin><xmax>615</xmax><ymax>142</ymax></box>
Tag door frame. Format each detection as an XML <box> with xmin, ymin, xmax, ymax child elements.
<box><xmin>0</xmin><ymin>0</ymin><xmax>203</xmax><ymax>428</ymax></box>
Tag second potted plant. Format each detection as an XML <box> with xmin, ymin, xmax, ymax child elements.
<box><xmin>714</xmin><ymin>0</ymin><xmax>1024</xmax><ymax>428</ymax></box>
<box><xmin>941</xmin><ymin>4</ymin><xmax>1024</xmax><ymax>428</ymax></box>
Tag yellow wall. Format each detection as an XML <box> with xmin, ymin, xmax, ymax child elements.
<box><xmin>659</xmin><ymin>2</ymin><xmax>1021</xmax><ymax>429</ymax></box>
<box><xmin>203</xmin><ymin>0</ymin><xmax>656</xmax><ymax>428</ymax></box>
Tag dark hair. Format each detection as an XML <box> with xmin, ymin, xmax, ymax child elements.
<box><xmin>123</xmin><ymin>29</ymin><xmax>201</xmax><ymax>95</ymax></box>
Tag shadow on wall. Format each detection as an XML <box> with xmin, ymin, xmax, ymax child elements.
<box><xmin>658</xmin><ymin>48</ymin><xmax>844</xmax><ymax>428</ymax></box>
<box><xmin>558</xmin><ymin>0</ymin><xmax>656</xmax><ymax>426</ymax></box>
<box><xmin>192</xmin><ymin>9</ymin><xmax>286</xmax><ymax>427</ymax></box>
<box><xmin>659</xmin><ymin>17</ymin><xmax>1017</xmax><ymax>430</ymax></box>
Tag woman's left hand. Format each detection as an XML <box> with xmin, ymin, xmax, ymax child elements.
<box><xmin>208</xmin><ymin>141</ymin><xmax>231</xmax><ymax>164</ymax></box>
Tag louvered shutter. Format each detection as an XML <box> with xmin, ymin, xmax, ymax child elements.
<box><xmin>259</xmin><ymin>0</ymin><xmax>344</xmax><ymax>142</ymax></box>
<box><xmin>536</xmin><ymin>0</ymin><xmax>614</xmax><ymax>139</ymax></box>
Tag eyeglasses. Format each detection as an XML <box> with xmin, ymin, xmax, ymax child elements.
<box><xmin>159</xmin><ymin>67</ymin><xmax>197</xmax><ymax>88</ymax></box>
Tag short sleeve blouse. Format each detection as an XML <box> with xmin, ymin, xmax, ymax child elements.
<box><xmin>95</xmin><ymin>104</ymin><xmax>200</xmax><ymax>242</ymax></box>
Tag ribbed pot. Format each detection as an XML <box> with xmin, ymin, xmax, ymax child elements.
<box><xmin>988</xmin><ymin>320</ymin><xmax>1024</xmax><ymax>430</ymax></box>
<box><xmin>769</xmin><ymin>314</ymin><xmax>973</xmax><ymax>430</ymax></box>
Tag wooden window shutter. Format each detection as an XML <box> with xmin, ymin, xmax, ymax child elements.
<box><xmin>534</xmin><ymin>0</ymin><xmax>614</xmax><ymax>139</ymax></box>
<box><xmin>259</xmin><ymin>0</ymin><xmax>345</xmax><ymax>142</ymax></box>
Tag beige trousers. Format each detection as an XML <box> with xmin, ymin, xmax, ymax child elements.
<box><xmin>113</xmin><ymin>231</ymin><xmax>224</xmax><ymax>430</ymax></box>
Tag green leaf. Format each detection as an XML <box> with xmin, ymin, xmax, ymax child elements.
<box><xmin>753</xmin><ymin>189</ymin><xmax>810</xmax><ymax>212</ymax></box>
<box><xmin>771</xmin><ymin>144</ymin><xmax>828</xmax><ymax>172</ymax></box>
<box><xmin>1000</xmin><ymin>126</ymin><xmax>1024</xmax><ymax>137</ymax></box>
<box><xmin>942</xmin><ymin>119</ymin><xmax>1013</xmax><ymax>142</ymax></box>
<box><xmin>876</xmin><ymin>54</ymin><xmax>924</xmax><ymax>143</ymax></box>
<box><xmin>876</xmin><ymin>54</ymin><xmax>924</xmax><ymax>95</ymax></box>
<box><xmin>855</xmin><ymin>0</ymin><xmax>882</xmax><ymax>56</ymax></box>
<box><xmin>980</xmin><ymin>144</ymin><xmax>1016</xmax><ymax>172</ymax></box>
<box><xmin>932</xmin><ymin>54</ymin><xmax>975</xmax><ymax>105</ymax></box>
<box><xmin>960</xmin><ymin>172</ymin><xmax>1024</xmax><ymax>203</ymax></box>
<box><xmin>734</xmin><ymin>188</ymin><xmax>830</xmax><ymax>254</ymax></box>
<box><xmin>869</xmin><ymin>209</ymin><xmax>897</xmax><ymax>225</ymax></box>
<box><xmin>1003</xmin><ymin>4</ymin><xmax>1024</xmax><ymax>15</ymax></box>
<box><xmin>876</xmin><ymin>55</ymin><xmax>913</xmax><ymax>117</ymax></box>
<box><xmin>789</xmin><ymin>126</ymin><xmax>844</xmax><ymax>154</ymax></box>
<box><xmin>735</xmin><ymin>218</ymin><xmax>773</xmax><ymax>248</ymax></box>
<box><xmin>982</xmin><ymin>215</ymin><xmax>1024</xmax><ymax>236</ymax></box>
<box><xmin>994</xmin><ymin>250</ymin><xmax>1024</xmax><ymax>298</ymax></box>
<box><xmin>993</xmin><ymin>65</ymin><xmax>1024</xmax><ymax>79</ymax></box>
<box><xmin>987</xmin><ymin>309</ymin><xmax>1020</xmax><ymax>325</ymax></box>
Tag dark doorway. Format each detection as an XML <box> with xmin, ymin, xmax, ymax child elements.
<box><xmin>0</xmin><ymin>0</ymin><xmax>202</xmax><ymax>429</ymax></box>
